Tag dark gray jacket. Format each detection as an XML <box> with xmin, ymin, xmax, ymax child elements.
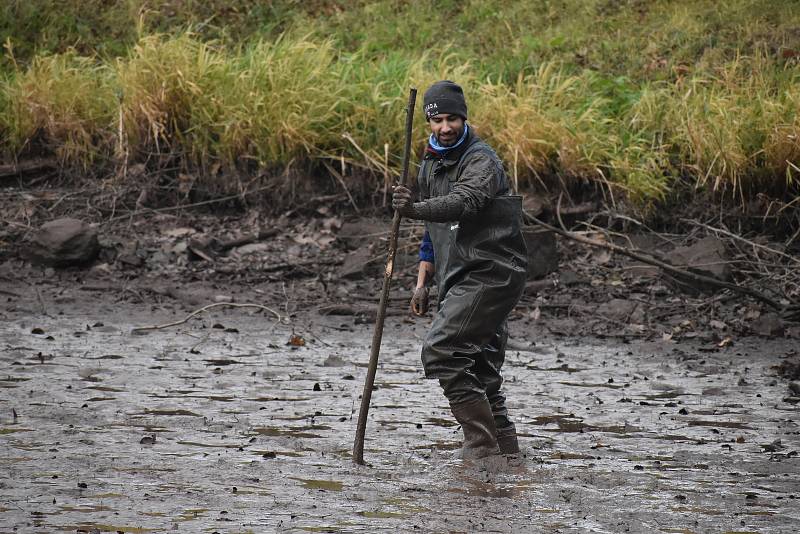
<box><xmin>414</xmin><ymin>129</ymin><xmax>527</xmax><ymax>301</ymax></box>
<box><xmin>415</xmin><ymin>129</ymin><xmax>509</xmax><ymax>221</ymax></box>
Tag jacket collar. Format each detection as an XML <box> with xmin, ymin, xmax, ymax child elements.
<box><xmin>424</xmin><ymin>127</ymin><xmax>479</xmax><ymax>166</ymax></box>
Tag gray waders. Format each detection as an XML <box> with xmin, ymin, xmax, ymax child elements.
<box><xmin>422</xmin><ymin>195</ymin><xmax>527</xmax><ymax>458</ymax></box>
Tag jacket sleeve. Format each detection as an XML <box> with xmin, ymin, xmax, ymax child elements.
<box><xmin>410</xmin><ymin>150</ymin><xmax>503</xmax><ymax>222</ymax></box>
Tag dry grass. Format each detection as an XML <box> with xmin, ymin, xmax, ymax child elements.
<box><xmin>1</xmin><ymin>0</ymin><xmax>798</xmax><ymax>210</ymax></box>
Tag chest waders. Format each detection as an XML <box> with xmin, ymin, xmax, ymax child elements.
<box><xmin>418</xmin><ymin>139</ymin><xmax>527</xmax><ymax>458</ymax></box>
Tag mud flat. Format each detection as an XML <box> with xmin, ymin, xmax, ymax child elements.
<box><xmin>1</xmin><ymin>282</ymin><xmax>799</xmax><ymax>534</ymax></box>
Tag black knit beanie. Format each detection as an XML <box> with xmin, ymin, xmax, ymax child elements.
<box><xmin>423</xmin><ymin>80</ymin><xmax>468</xmax><ymax>121</ymax></box>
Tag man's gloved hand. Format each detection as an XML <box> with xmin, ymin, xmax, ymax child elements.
<box><xmin>391</xmin><ymin>185</ymin><xmax>415</xmax><ymax>217</ymax></box>
<box><xmin>410</xmin><ymin>286</ymin><xmax>429</xmax><ymax>316</ymax></box>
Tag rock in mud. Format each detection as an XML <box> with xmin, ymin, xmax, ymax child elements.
<box><xmin>25</xmin><ymin>218</ymin><xmax>99</xmax><ymax>267</ymax></box>
<box><xmin>117</xmin><ymin>240</ymin><xmax>144</xmax><ymax>268</ymax></box>
<box><xmin>336</xmin><ymin>219</ymin><xmax>386</xmax><ymax>250</ymax></box>
<box><xmin>670</xmin><ymin>236</ymin><xmax>732</xmax><ymax>282</ymax></box>
<box><xmin>339</xmin><ymin>246</ymin><xmax>374</xmax><ymax>280</ymax></box>
<box><xmin>750</xmin><ymin>313</ymin><xmax>785</xmax><ymax>337</ymax></box>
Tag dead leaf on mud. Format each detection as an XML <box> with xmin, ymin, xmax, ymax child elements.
<box><xmin>287</xmin><ymin>334</ymin><xmax>306</xmax><ymax>347</ymax></box>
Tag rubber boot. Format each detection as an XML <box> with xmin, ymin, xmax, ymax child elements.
<box><xmin>450</xmin><ymin>396</ymin><xmax>501</xmax><ymax>459</ymax></box>
<box><xmin>496</xmin><ymin>423</ymin><xmax>520</xmax><ymax>455</ymax></box>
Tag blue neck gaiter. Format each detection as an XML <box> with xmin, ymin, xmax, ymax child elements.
<box><xmin>428</xmin><ymin>123</ymin><xmax>469</xmax><ymax>155</ymax></box>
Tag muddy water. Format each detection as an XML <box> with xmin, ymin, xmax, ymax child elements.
<box><xmin>1</xmin><ymin>291</ymin><xmax>799</xmax><ymax>533</ymax></box>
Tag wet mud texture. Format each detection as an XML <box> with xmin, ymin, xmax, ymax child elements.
<box><xmin>2</xmin><ymin>290</ymin><xmax>799</xmax><ymax>533</ymax></box>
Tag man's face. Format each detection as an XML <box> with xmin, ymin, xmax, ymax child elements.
<box><xmin>429</xmin><ymin>113</ymin><xmax>465</xmax><ymax>147</ymax></box>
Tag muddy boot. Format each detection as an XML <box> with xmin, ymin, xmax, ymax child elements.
<box><xmin>496</xmin><ymin>423</ymin><xmax>520</xmax><ymax>455</ymax></box>
<box><xmin>450</xmin><ymin>397</ymin><xmax>501</xmax><ymax>459</ymax></box>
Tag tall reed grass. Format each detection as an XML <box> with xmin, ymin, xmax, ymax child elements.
<box><xmin>1</xmin><ymin>28</ymin><xmax>797</xmax><ymax>209</ymax></box>
<box><xmin>2</xmin><ymin>52</ymin><xmax>115</xmax><ymax>166</ymax></box>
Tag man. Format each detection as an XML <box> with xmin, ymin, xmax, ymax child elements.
<box><xmin>392</xmin><ymin>80</ymin><xmax>528</xmax><ymax>459</ymax></box>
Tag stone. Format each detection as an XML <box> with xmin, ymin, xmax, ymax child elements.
<box><xmin>322</xmin><ymin>354</ymin><xmax>348</xmax><ymax>367</ymax></box>
<box><xmin>232</xmin><ymin>243</ymin><xmax>270</xmax><ymax>257</ymax></box>
<box><xmin>339</xmin><ymin>247</ymin><xmax>375</xmax><ymax>280</ymax></box>
<box><xmin>597</xmin><ymin>298</ymin><xmax>638</xmax><ymax>321</ymax></box>
<box><xmin>670</xmin><ymin>236</ymin><xmax>732</xmax><ymax>282</ymax></box>
<box><xmin>336</xmin><ymin>218</ymin><xmax>387</xmax><ymax>251</ymax></box>
<box><xmin>522</xmin><ymin>228</ymin><xmax>558</xmax><ymax>279</ymax></box>
<box><xmin>26</xmin><ymin>218</ymin><xmax>99</xmax><ymax>267</ymax></box>
<box><xmin>749</xmin><ymin>313</ymin><xmax>785</xmax><ymax>337</ymax></box>
<box><xmin>117</xmin><ymin>240</ymin><xmax>143</xmax><ymax>268</ymax></box>
<box><xmin>559</xmin><ymin>270</ymin><xmax>586</xmax><ymax>287</ymax></box>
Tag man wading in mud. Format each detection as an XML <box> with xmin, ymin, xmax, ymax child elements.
<box><xmin>392</xmin><ymin>80</ymin><xmax>528</xmax><ymax>459</ymax></box>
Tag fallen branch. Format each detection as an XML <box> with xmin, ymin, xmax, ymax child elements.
<box><xmin>680</xmin><ymin>218</ymin><xmax>800</xmax><ymax>266</ymax></box>
<box><xmin>544</xmin><ymin>200</ymin><xmax>597</xmax><ymax>218</ymax></box>
<box><xmin>131</xmin><ymin>302</ymin><xmax>287</xmax><ymax>333</ymax></box>
<box><xmin>188</xmin><ymin>228</ymin><xmax>279</xmax><ymax>260</ymax></box>
<box><xmin>523</xmin><ymin>210</ymin><xmax>784</xmax><ymax>310</ymax></box>
<box><xmin>0</xmin><ymin>158</ymin><xmax>58</xmax><ymax>179</ymax></box>
<box><xmin>106</xmin><ymin>184</ymin><xmax>277</xmax><ymax>224</ymax></box>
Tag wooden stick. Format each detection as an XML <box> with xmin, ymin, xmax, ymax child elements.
<box><xmin>353</xmin><ymin>87</ymin><xmax>417</xmax><ymax>465</ymax></box>
<box><xmin>0</xmin><ymin>158</ymin><xmax>58</xmax><ymax>179</ymax></box>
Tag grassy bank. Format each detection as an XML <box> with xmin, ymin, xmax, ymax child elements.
<box><xmin>1</xmin><ymin>1</ymin><xmax>799</xmax><ymax>211</ymax></box>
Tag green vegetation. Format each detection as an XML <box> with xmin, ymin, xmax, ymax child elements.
<box><xmin>1</xmin><ymin>0</ymin><xmax>799</xmax><ymax>210</ymax></box>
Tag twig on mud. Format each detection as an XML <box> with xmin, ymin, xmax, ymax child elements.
<box><xmin>238</xmin><ymin>258</ymin><xmax>341</xmax><ymax>282</ymax></box>
<box><xmin>188</xmin><ymin>228</ymin><xmax>279</xmax><ymax>261</ymax></box>
<box><xmin>523</xmin><ymin>202</ymin><xmax>785</xmax><ymax>311</ymax></box>
<box><xmin>350</xmin><ymin>293</ymin><xmax>410</xmax><ymax>302</ymax></box>
<box><xmin>786</xmin><ymin>224</ymin><xmax>800</xmax><ymax>248</ymax></box>
<box><xmin>131</xmin><ymin>302</ymin><xmax>287</xmax><ymax>334</ymax></box>
<box><xmin>0</xmin><ymin>158</ymin><xmax>58</xmax><ymax>179</ymax></box>
<box><xmin>105</xmin><ymin>184</ymin><xmax>276</xmax><ymax>224</ymax></box>
<box><xmin>296</xmin><ymin>325</ymin><xmax>333</xmax><ymax>347</ymax></box>
<box><xmin>2</xmin><ymin>219</ymin><xmax>33</xmax><ymax>230</ymax></box>
<box><xmin>189</xmin><ymin>333</ymin><xmax>211</xmax><ymax>353</ymax></box>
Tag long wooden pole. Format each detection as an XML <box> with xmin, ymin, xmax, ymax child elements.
<box><xmin>353</xmin><ymin>87</ymin><xmax>417</xmax><ymax>465</ymax></box>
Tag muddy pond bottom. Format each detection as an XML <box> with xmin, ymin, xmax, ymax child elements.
<box><xmin>1</xmin><ymin>305</ymin><xmax>799</xmax><ymax>533</ymax></box>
